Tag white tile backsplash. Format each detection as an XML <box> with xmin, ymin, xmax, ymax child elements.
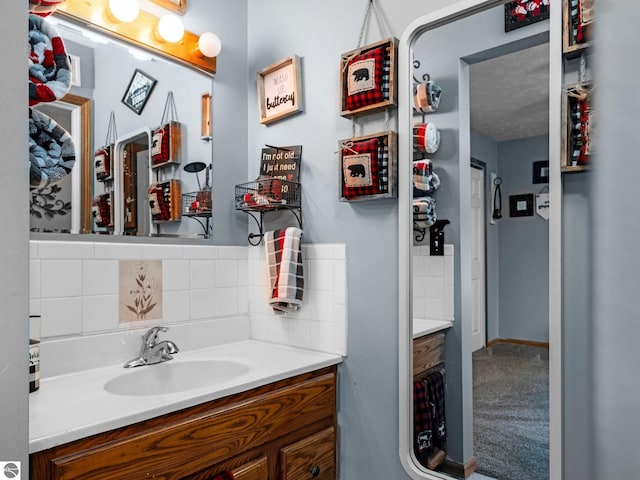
<box><xmin>30</xmin><ymin>241</ymin><xmax>348</xmax><ymax>357</ymax></box>
<box><xmin>163</xmin><ymin>260</ymin><xmax>190</xmax><ymax>292</ymax></box>
<box><xmin>81</xmin><ymin>295</ymin><xmax>118</xmax><ymax>333</ymax></box>
<box><xmin>41</xmin><ymin>297</ymin><xmax>82</xmax><ymax>337</ymax></box>
<box><xmin>216</xmin><ymin>260</ymin><xmax>238</xmax><ymax>287</ymax></box>
<box><xmin>247</xmin><ymin>244</ymin><xmax>348</xmax><ymax>355</ymax></box>
<box><xmin>82</xmin><ymin>260</ymin><xmax>118</xmax><ymax>296</ymax></box>
<box><xmin>162</xmin><ymin>290</ymin><xmax>191</xmax><ymax>323</ymax></box>
<box><xmin>413</xmin><ymin>245</ymin><xmax>454</xmax><ymax>322</ymax></box>
<box><xmin>41</xmin><ymin>260</ymin><xmax>82</xmax><ymax>298</ymax></box>
<box><xmin>189</xmin><ymin>288</ymin><xmax>216</xmax><ymax>319</ymax></box>
<box><xmin>190</xmin><ymin>260</ymin><xmax>216</xmax><ymax>289</ymax></box>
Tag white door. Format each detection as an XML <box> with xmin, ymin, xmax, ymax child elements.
<box><xmin>471</xmin><ymin>165</ymin><xmax>486</xmax><ymax>352</ymax></box>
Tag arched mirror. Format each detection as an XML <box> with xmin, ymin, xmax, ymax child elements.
<box><xmin>397</xmin><ymin>0</ymin><xmax>562</xmax><ymax>478</ymax></box>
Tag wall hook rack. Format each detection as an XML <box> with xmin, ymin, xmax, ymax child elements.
<box><xmin>412</xmin><ymin>59</ymin><xmax>431</xmax><ymax>84</ymax></box>
<box><xmin>245</xmin><ymin>207</ymin><xmax>302</xmax><ymax>246</ymax></box>
<box><xmin>414</xmin><ymin>225</ymin><xmax>427</xmax><ymax>242</ymax></box>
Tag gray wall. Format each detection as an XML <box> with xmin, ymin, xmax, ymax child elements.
<box><xmin>471</xmin><ymin>130</ymin><xmax>500</xmax><ymax>342</ymax></box>
<box><xmin>185</xmin><ymin>0</ymin><xmax>249</xmax><ymax>245</ymax></box>
<box><xmin>591</xmin><ymin>1</ymin><xmax>640</xmax><ymax>478</ymax></box>
<box><xmin>0</xmin><ymin>0</ymin><xmax>29</xmax><ymax>471</ymax></box>
<box><xmin>562</xmin><ymin>172</ymin><xmax>593</xmax><ymax>479</ymax></box>
<box><xmin>245</xmin><ymin>1</ymin><xmax>453</xmax><ymax>478</ymax></box>
<box><xmin>497</xmin><ymin>135</ymin><xmax>549</xmax><ymax>343</ymax></box>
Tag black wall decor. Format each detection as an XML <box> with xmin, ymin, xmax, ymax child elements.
<box><xmin>533</xmin><ymin>160</ymin><xmax>550</xmax><ymax>184</ymax></box>
<box><xmin>509</xmin><ymin>193</ymin><xmax>535</xmax><ymax>217</ymax></box>
<box><xmin>504</xmin><ymin>0</ymin><xmax>550</xmax><ymax>32</ymax></box>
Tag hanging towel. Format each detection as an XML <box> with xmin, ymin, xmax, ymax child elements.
<box><xmin>413</xmin><ymin>197</ymin><xmax>437</xmax><ymax>229</ymax></box>
<box><xmin>29</xmin><ymin>14</ymin><xmax>72</xmax><ymax>106</ymax></box>
<box><xmin>414</xmin><ymin>380</ymin><xmax>434</xmax><ymax>463</ymax></box>
<box><xmin>426</xmin><ymin>371</ymin><xmax>447</xmax><ymax>448</ymax></box>
<box><xmin>29</xmin><ymin>108</ymin><xmax>76</xmax><ymax>189</ymax></box>
<box><xmin>265</xmin><ymin>227</ymin><xmax>304</xmax><ymax>314</ymax></box>
<box><xmin>210</xmin><ymin>471</ymin><xmax>235</xmax><ymax>480</ymax></box>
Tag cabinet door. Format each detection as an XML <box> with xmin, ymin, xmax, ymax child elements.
<box><xmin>280</xmin><ymin>427</ymin><xmax>335</xmax><ymax>480</ymax></box>
<box><xmin>232</xmin><ymin>456</ymin><xmax>269</xmax><ymax>480</ymax></box>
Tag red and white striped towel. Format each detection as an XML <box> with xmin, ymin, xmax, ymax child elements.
<box><xmin>265</xmin><ymin>227</ymin><xmax>304</xmax><ymax>314</ymax></box>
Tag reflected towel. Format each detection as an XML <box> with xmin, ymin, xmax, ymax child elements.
<box><xmin>414</xmin><ymin>380</ymin><xmax>434</xmax><ymax>462</ymax></box>
<box><xmin>426</xmin><ymin>371</ymin><xmax>446</xmax><ymax>446</ymax></box>
<box><xmin>265</xmin><ymin>227</ymin><xmax>304</xmax><ymax>314</ymax></box>
<box><xmin>413</xmin><ymin>197</ymin><xmax>437</xmax><ymax>229</ymax></box>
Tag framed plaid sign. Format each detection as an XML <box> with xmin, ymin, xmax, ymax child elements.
<box><xmin>340</xmin><ymin>38</ymin><xmax>398</xmax><ymax>118</ymax></box>
<box><xmin>338</xmin><ymin>131</ymin><xmax>397</xmax><ymax>202</ymax></box>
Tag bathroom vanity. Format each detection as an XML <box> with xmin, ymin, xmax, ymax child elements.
<box><xmin>29</xmin><ymin>341</ymin><xmax>341</xmax><ymax>480</ymax></box>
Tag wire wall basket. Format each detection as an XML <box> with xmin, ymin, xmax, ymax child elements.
<box><xmin>235</xmin><ymin>179</ymin><xmax>300</xmax><ymax>212</ymax></box>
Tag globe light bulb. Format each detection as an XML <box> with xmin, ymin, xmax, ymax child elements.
<box><xmin>157</xmin><ymin>14</ymin><xmax>184</xmax><ymax>43</ymax></box>
<box><xmin>108</xmin><ymin>0</ymin><xmax>139</xmax><ymax>23</ymax></box>
<box><xmin>198</xmin><ymin>32</ymin><xmax>222</xmax><ymax>58</ymax></box>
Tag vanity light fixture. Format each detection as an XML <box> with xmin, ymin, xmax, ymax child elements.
<box><xmin>55</xmin><ymin>0</ymin><xmax>216</xmax><ymax>75</ymax></box>
<box><xmin>197</xmin><ymin>32</ymin><xmax>222</xmax><ymax>58</ymax></box>
<box><xmin>157</xmin><ymin>13</ymin><xmax>185</xmax><ymax>43</ymax></box>
<box><xmin>108</xmin><ymin>0</ymin><xmax>139</xmax><ymax>23</ymax></box>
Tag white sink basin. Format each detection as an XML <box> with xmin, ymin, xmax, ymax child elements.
<box><xmin>104</xmin><ymin>360</ymin><xmax>249</xmax><ymax>396</ymax></box>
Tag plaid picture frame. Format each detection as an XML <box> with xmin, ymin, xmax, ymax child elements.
<box><xmin>340</xmin><ymin>38</ymin><xmax>398</xmax><ymax>118</ymax></box>
<box><xmin>344</xmin><ymin>47</ymin><xmax>386</xmax><ymax>111</ymax></box>
<box><xmin>339</xmin><ymin>131</ymin><xmax>397</xmax><ymax>202</ymax></box>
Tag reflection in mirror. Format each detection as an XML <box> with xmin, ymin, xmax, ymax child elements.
<box><xmin>31</xmin><ymin>94</ymin><xmax>92</xmax><ymax>234</ymax></box>
<box><xmin>398</xmin><ymin>1</ymin><xmax>557</xmax><ymax>479</ymax></box>
<box><xmin>113</xmin><ymin>128</ymin><xmax>152</xmax><ymax>236</ymax></box>
<box><xmin>33</xmin><ymin>15</ymin><xmax>213</xmax><ymax>239</ymax></box>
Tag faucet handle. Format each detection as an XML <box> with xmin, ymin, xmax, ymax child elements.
<box><xmin>142</xmin><ymin>326</ymin><xmax>168</xmax><ymax>346</ymax></box>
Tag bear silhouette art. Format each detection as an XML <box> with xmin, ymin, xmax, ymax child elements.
<box><xmin>348</xmin><ymin>164</ymin><xmax>366</xmax><ymax>177</ymax></box>
<box><xmin>352</xmin><ymin>68</ymin><xmax>370</xmax><ymax>82</ymax></box>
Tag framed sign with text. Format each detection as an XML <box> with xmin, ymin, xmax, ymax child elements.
<box><xmin>257</xmin><ymin>55</ymin><xmax>303</xmax><ymax>125</ymax></box>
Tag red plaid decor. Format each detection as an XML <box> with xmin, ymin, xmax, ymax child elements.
<box><xmin>148</xmin><ymin>183</ymin><xmax>171</xmax><ymax>222</ymax></box>
<box><xmin>342</xmin><ymin>138</ymin><xmax>380</xmax><ymax>199</ymax></box>
<box><xmin>151</xmin><ymin>124</ymin><xmax>170</xmax><ymax>166</ymax></box>
<box><xmin>345</xmin><ymin>46</ymin><xmax>386</xmax><ymax>111</ymax></box>
<box><xmin>92</xmin><ymin>194</ymin><xmax>112</xmax><ymax>228</ymax></box>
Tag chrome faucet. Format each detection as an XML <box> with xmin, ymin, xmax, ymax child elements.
<box><xmin>123</xmin><ymin>326</ymin><xmax>179</xmax><ymax>368</ymax></box>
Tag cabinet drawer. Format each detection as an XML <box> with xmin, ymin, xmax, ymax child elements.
<box><xmin>280</xmin><ymin>427</ymin><xmax>335</xmax><ymax>480</ymax></box>
<box><xmin>232</xmin><ymin>456</ymin><xmax>268</xmax><ymax>480</ymax></box>
<box><xmin>413</xmin><ymin>332</ymin><xmax>445</xmax><ymax>377</ymax></box>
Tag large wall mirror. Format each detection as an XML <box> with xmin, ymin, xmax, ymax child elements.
<box><xmin>398</xmin><ymin>0</ymin><xmax>561</xmax><ymax>478</ymax></box>
<box><xmin>30</xmin><ymin>14</ymin><xmax>214</xmax><ymax>240</ymax></box>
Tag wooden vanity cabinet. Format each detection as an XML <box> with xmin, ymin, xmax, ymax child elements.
<box><xmin>413</xmin><ymin>332</ymin><xmax>445</xmax><ymax>380</ymax></box>
<box><xmin>30</xmin><ymin>366</ymin><xmax>337</xmax><ymax>480</ymax></box>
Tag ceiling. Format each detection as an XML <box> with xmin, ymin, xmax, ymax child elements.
<box><xmin>469</xmin><ymin>43</ymin><xmax>549</xmax><ymax>142</ymax></box>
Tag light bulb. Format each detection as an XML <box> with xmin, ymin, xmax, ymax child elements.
<box><xmin>157</xmin><ymin>14</ymin><xmax>184</xmax><ymax>43</ymax></box>
<box><xmin>198</xmin><ymin>32</ymin><xmax>222</xmax><ymax>58</ymax></box>
<box><xmin>108</xmin><ymin>0</ymin><xmax>139</xmax><ymax>23</ymax></box>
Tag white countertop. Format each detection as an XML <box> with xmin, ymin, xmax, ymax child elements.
<box><xmin>413</xmin><ymin>318</ymin><xmax>453</xmax><ymax>338</ymax></box>
<box><xmin>29</xmin><ymin>340</ymin><xmax>342</xmax><ymax>453</ymax></box>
